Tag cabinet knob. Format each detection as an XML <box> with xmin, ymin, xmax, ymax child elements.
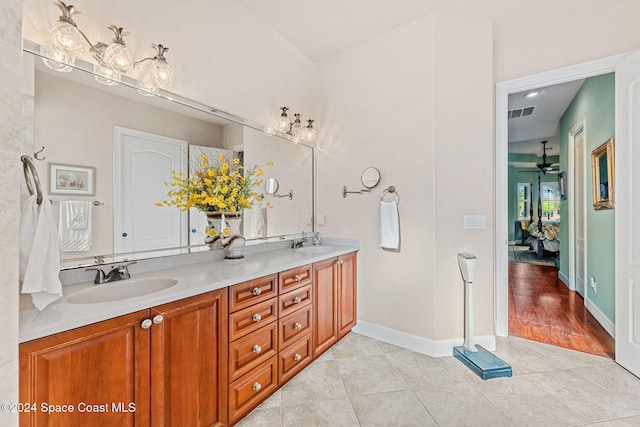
<box><xmin>293</xmin><ymin>296</ymin><xmax>301</xmax><ymax>304</ymax></box>
<box><xmin>252</xmin><ymin>382</ymin><xmax>262</xmax><ymax>392</ymax></box>
<box><xmin>252</xmin><ymin>313</ymin><xmax>262</xmax><ymax>322</ymax></box>
<box><xmin>252</xmin><ymin>287</ymin><xmax>262</xmax><ymax>296</ymax></box>
<box><xmin>294</xmin><ymin>322</ymin><xmax>302</xmax><ymax>330</ymax></box>
<box><xmin>141</xmin><ymin>319</ymin><xmax>153</xmax><ymax>329</ymax></box>
<box><xmin>153</xmin><ymin>315</ymin><xmax>164</xmax><ymax>325</ymax></box>
<box><xmin>294</xmin><ymin>274</ymin><xmax>301</xmax><ymax>282</ymax></box>
<box><xmin>252</xmin><ymin>345</ymin><xmax>262</xmax><ymax>354</ymax></box>
<box><xmin>294</xmin><ymin>353</ymin><xmax>302</xmax><ymax>362</ymax></box>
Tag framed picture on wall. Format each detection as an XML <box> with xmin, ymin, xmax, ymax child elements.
<box><xmin>48</xmin><ymin>163</ymin><xmax>95</xmax><ymax>196</ymax></box>
<box><xmin>558</xmin><ymin>171</ymin><xmax>567</xmax><ymax>200</ymax></box>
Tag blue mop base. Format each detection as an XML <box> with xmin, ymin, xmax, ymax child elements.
<box><xmin>453</xmin><ymin>345</ymin><xmax>512</xmax><ymax>380</ymax></box>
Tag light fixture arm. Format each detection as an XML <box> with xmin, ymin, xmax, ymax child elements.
<box><xmin>134</xmin><ymin>44</ymin><xmax>170</xmax><ymax>66</ymax></box>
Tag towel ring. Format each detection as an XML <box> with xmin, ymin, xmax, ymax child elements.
<box><xmin>380</xmin><ymin>186</ymin><xmax>399</xmax><ymax>204</ymax></box>
<box><xmin>21</xmin><ymin>155</ymin><xmax>43</xmax><ymax>205</ymax></box>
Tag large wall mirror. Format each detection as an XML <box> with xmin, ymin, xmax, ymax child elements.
<box><xmin>591</xmin><ymin>137</ymin><xmax>614</xmax><ymax>210</ymax></box>
<box><xmin>23</xmin><ymin>40</ymin><xmax>314</xmax><ymax>269</ymax></box>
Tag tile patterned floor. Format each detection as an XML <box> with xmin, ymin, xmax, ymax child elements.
<box><xmin>236</xmin><ymin>333</ymin><xmax>640</xmax><ymax>427</ymax></box>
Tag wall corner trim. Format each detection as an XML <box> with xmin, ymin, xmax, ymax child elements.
<box><xmin>352</xmin><ymin>320</ymin><xmax>496</xmax><ymax>358</ymax></box>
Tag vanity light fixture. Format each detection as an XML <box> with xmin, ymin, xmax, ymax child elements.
<box><xmin>44</xmin><ymin>1</ymin><xmax>174</xmax><ymax>93</ymax></box>
<box><xmin>278</xmin><ymin>106</ymin><xmax>317</xmax><ymax>142</ymax></box>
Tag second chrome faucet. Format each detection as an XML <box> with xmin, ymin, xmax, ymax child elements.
<box><xmin>87</xmin><ymin>261</ymin><xmax>137</xmax><ymax>284</ymax></box>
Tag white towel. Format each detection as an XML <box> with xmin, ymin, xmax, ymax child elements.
<box><xmin>380</xmin><ymin>200</ymin><xmax>400</xmax><ymax>249</ymax></box>
<box><xmin>20</xmin><ymin>195</ymin><xmax>63</xmax><ymax>310</ymax></box>
<box><xmin>66</xmin><ymin>200</ymin><xmax>89</xmax><ymax>229</ymax></box>
<box><xmin>59</xmin><ymin>200</ymin><xmax>92</xmax><ymax>251</ymax></box>
<box><xmin>250</xmin><ymin>206</ymin><xmax>267</xmax><ymax>238</ymax></box>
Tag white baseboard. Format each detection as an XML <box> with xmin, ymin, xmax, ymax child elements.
<box><xmin>584</xmin><ymin>297</ymin><xmax>615</xmax><ymax>338</ymax></box>
<box><xmin>352</xmin><ymin>320</ymin><xmax>496</xmax><ymax>358</ymax></box>
<box><xmin>558</xmin><ymin>270</ymin><xmax>569</xmax><ymax>288</ymax></box>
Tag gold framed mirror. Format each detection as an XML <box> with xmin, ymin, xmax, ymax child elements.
<box><xmin>591</xmin><ymin>137</ymin><xmax>615</xmax><ymax>209</ymax></box>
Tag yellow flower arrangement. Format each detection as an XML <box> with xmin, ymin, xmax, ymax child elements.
<box><xmin>157</xmin><ymin>152</ymin><xmax>271</xmax><ymax>214</ymax></box>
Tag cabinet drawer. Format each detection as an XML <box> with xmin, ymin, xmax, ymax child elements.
<box><xmin>279</xmin><ymin>304</ymin><xmax>312</xmax><ymax>349</ymax></box>
<box><xmin>278</xmin><ymin>284</ymin><xmax>312</xmax><ymax>318</ymax></box>
<box><xmin>229</xmin><ymin>274</ymin><xmax>278</xmax><ymax>313</ymax></box>
<box><xmin>229</xmin><ymin>321</ymin><xmax>277</xmax><ymax>382</ymax></box>
<box><xmin>229</xmin><ymin>357</ymin><xmax>277</xmax><ymax>423</ymax></box>
<box><xmin>278</xmin><ymin>333</ymin><xmax>312</xmax><ymax>385</ymax></box>
<box><xmin>229</xmin><ymin>297</ymin><xmax>278</xmax><ymax>341</ymax></box>
<box><xmin>278</xmin><ymin>264</ymin><xmax>312</xmax><ymax>294</ymax></box>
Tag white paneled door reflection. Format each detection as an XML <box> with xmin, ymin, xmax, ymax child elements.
<box><xmin>114</xmin><ymin>126</ymin><xmax>188</xmax><ymax>255</ymax></box>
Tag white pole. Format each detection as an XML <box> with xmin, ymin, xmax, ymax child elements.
<box><xmin>463</xmin><ymin>278</ymin><xmax>478</xmax><ymax>352</ymax></box>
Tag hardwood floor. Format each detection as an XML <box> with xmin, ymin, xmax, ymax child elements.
<box><xmin>508</xmin><ymin>261</ymin><xmax>615</xmax><ymax>359</ymax></box>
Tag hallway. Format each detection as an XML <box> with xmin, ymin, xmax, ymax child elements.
<box><xmin>508</xmin><ymin>262</ymin><xmax>615</xmax><ymax>359</ymax></box>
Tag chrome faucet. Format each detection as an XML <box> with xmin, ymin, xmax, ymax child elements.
<box><xmin>292</xmin><ymin>234</ymin><xmax>308</xmax><ymax>249</ymax></box>
<box><xmin>87</xmin><ymin>261</ymin><xmax>137</xmax><ymax>284</ymax></box>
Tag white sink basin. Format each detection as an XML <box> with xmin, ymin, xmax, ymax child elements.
<box><xmin>66</xmin><ymin>278</ymin><xmax>178</xmax><ymax>304</ymax></box>
<box><xmin>294</xmin><ymin>246</ymin><xmax>338</xmax><ymax>255</ymax></box>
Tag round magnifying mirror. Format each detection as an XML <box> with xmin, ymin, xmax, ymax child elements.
<box><xmin>361</xmin><ymin>167</ymin><xmax>381</xmax><ymax>189</ymax></box>
<box><xmin>264</xmin><ymin>177</ymin><xmax>279</xmax><ymax>195</ymax></box>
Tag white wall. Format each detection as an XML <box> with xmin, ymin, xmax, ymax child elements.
<box><xmin>1</xmin><ymin>0</ymin><xmax>23</xmax><ymax>423</ymax></box>
<box><xmin>316</xmin><ymin>14</ymin><xmax>494</xmax><ymax>351</ymax></box>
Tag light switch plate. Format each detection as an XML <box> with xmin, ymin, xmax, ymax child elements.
<box><xmin>464</xmin><ymin>215</ymin><xmax>486</xmax><ymax>229</ymax></box>
<box><xmin>304</xmin><ymin>215</ymin><xmax>312</xmax><ymax>225</ymax></box>
<box><xmin>317</xmin><ymin>214</ymin><xmax>326</xmax><ymax>226</ymax></box>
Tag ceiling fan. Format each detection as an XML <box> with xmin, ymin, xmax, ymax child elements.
<box><xmin>536</xmin><ymin>140</ymin><xmax>559</xmax><ymax>174</ymax></box>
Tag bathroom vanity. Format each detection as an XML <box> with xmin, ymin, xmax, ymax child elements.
<box><xmin>18</xmin><ymin>244</ymin><xmax>357</xmax><ymax>426</ymax></box>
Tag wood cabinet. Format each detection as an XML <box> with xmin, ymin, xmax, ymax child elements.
<box><xmin>227</xmin><ymin>277</ymin><xmax>279</xmax><ymax>424</ymax></box>
<box><xmin>20</xmin><ymin>251</ymin><xmax>357</xmax><ymax>427</ymax></box>
<box><xmin>313</xmin><ymin>252</ymin><xmax>357</xmax><ymax>357</ymax></box>
<box><xmin>337</xmin><ymin>252</ymin><xmax>357</xmax><ymax>339</ymax></box>
<box><xmin>19</xmin><ymin>289</ymin><xmax>227</xmax><ymax>427</ymax></box>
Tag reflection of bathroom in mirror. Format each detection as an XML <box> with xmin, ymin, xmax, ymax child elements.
<box><xmin>591</xmin><ymin>137</ymin><xmax>615</xmax><ymax>210</ymax></box>
<box><xmin>23</xmin><ymin>42</ymin><xmax>314</xmax><ymax>269</ymax></box>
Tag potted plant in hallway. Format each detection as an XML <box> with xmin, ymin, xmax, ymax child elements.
<box><xmin>158</xmin><ymin>152</ymin><xmax>269</xmax><ymax>259</ymax></box>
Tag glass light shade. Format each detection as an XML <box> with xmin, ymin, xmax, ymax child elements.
<box><xmin>103</xmin><ymin>42</ymin><xmax>134</xmax><ymax>73</ymax></box>
<box><xmin>40</xmin><ymin>45</ymin><xmax>74</xmax><ymax>72</ymax></box>
<box><xmin>93</xmin><ymin>64</ymin><xmax>121</xmax><ymax>86</ymax></box>
<box><xmin>303</xmin><ymin>126</ymin><xmax>316</xmax><ymax>142</ymax></box>
<box><xmin>136</xmin><ymin>80</ymin><xmax>160</xmax><ymax>97</ymax></box>
<box><xmin>49</xmin><ymin>21</ymin><xmax>85</xmax><ymax>58</ymax></box>
<box><xmin>149</xmin><ymin>60</ymin><xmax>173</xmax><ymax>89</ymax></box>
<box><xmin>291</xmin><ymin>121</ymin><xmax>303</xmax><ymax>139</ymax></box>
<box><xmin>278</xmin><ymin>115</ymin><xmax>291</xmax><ymax>132</ymax></box>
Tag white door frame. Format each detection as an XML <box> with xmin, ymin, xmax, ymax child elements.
<box><xmin>495</xmin><ymin>54</ymin><xmax>628</xmax><ymax>337</ymax></box>
<box><xmin>568</xmin><ymin>118</ymin><xmax>586</xmax><ymax>294</ymax></box>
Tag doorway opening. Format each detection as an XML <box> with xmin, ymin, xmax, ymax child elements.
<box><xmin>495</xmin><ymin>55</ymin><xmax>625</xmax><ymax>357</ymax></box>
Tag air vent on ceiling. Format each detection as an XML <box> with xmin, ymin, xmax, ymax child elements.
<box><xmin>508</xmin><ymin>106</ymin><xmax>535</xmax><ymax>119</ymax></box>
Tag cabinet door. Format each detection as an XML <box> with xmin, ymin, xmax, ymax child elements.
<box><xmin>338</xmin><ymin>252</ymin><xmax>357</xmax><ymax>339</ymax></box>
<box><xmin>150</xmin><ymin>289</ymin><xmax>228</xmax><ymax>427</ymax></box>
<box><xmin>312</xmin><ymin>258</ymin><xmax>338</xmax><ymax>358</ymax></box>
<box><xmin>19</xmin><ymin>310</ymin><xmax>151</xmax><ymax>427</ymax></box>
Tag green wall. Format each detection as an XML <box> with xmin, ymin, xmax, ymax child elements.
<box><xmin>559</xmin><ymin>73</ymin><xmax>615</xmax><ymax>322</ymax></box>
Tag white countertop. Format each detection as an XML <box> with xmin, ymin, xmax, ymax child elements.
<box><xmin>19</xmin><ymin>243</ymin><xmax>358</xmax><ymax>343</ymax></box>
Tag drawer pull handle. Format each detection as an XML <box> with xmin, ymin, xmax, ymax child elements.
<box><xmin>252</xmin><ymin>382</ymin><xmax>262</xmax><ymax>392</ymax></box>
<box><xmin>141</xmin><ymin>319</ymin><xmax>153</xmax><ymax>329</ymax></box>
<box><xmin>252</xmin><ymin>287</ymin><xmax>262</xmax><ymax>296</ymax></box>
<box><xmin>294</xmin><ymin>353</ymin><xmax>302</xmax><ymax>362</ymax></box>
<box><xmin>152</xmin><ymin>315</ymin><xmax>164</xmax><ymax>325</ymax></box>
<box><xmin>293</xmin><ymin>296</ymin><xmax>301</xmax><ymax>304</ymax></box>
<box><xmin>294</xmin><ymin>274</ymin><xmax>301</xmax><ymax>282</ymax></box>
<box><xmin>252</xmin><ymin>345</ymin><xmax>262</xmax><ymax>354</ymax></box>
<box><xmin>252</xmin><ymin>313</ymin><xmax>262</xmax><ymax>322</ymax></box>
<box><xmin>294</xmin><ymin>322</ymin><xmax>302</xmax><ymax>330</ymax></box>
